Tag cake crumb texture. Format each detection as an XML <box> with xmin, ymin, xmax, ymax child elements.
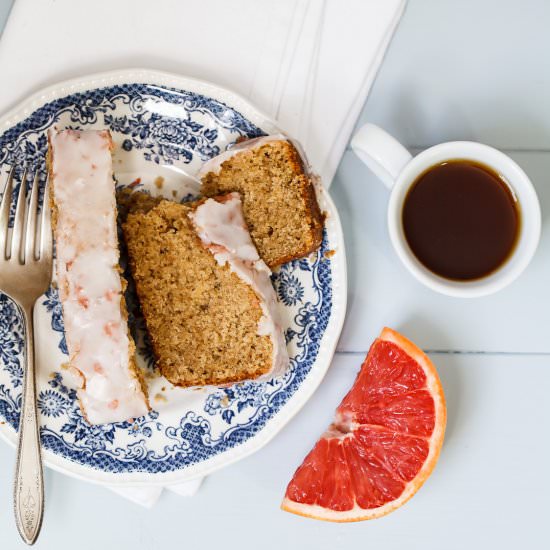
<box><xmin>201</xmin><ymin>140</ymin><xmax>324</xmax><ymax>267</ymax></box>
<box><xmin>122</xmin><ymin>198</ymin><xmax>274</xmax><ymax>387</ymax></box>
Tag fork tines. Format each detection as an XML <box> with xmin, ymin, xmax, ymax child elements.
<box><xmin>0</xmin><ymin>167</ymin><xmax>51</xmax><ymax>264</ymax></box>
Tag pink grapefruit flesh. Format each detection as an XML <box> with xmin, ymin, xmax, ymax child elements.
<box><xmin>282</xmin><ymin>327</ymin><xmax>446</xmax><ymax>522</ymax></box>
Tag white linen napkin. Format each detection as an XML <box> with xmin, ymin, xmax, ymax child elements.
<box><xmin>108</xmin><ymin>477</ymin><xmax>204</xmax><ymax>508</ymax></box>
<box><xmin>0</xmin><ymin>0</ymin><xmax>405</xmax><ymax>506</ymax></box>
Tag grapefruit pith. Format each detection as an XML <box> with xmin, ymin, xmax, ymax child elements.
<box><xmin>282</xmin><ymin>327</ymin><xmax>446</xmax><ymax>522</ymax></box>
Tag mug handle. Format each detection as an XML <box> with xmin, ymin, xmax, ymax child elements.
<box><xmin>351</xmin><ymin>123</ymin><xmax>413</xmax><ymax>189</ymax></box>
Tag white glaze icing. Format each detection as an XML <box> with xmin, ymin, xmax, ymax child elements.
<box><xmin>197</xmin><ymin>134</ymin><xmax>289</xmax><ymax>178</ymax></box>
<box><xmin>50</xmin><ymin>129</ymin><xmax>149</xmax><ymax>424</ymax></box>
<box><xmin>189</xmin><ymin>193</ymin><xmax>289</xmax><ymax>379</ymax></box>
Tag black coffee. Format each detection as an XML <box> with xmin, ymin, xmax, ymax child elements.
<box><xmin>402</xmin><ymin>160</ymin><xmax>520</xmax><ymax>281</ymax></box>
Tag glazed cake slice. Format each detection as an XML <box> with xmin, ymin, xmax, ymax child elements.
<box><xmin>49</xmin><ymin>129</ymin><xmax>149</xmax><ymax>425</ymax></box>
<box><xmin>199</xmin><ymin>134</ymin><xmax>324</xmax><ymax>268</ymax></box>
<box><xmin>122</xmin><ymin>191</ymin><xmax>288</xmax><ymax>387</ymax></box>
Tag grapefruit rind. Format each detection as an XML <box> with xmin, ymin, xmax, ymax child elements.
<box><xmin>281</xmin><ymin>327</ymin><xmax>446</xmax><ymax>522</ymax></box>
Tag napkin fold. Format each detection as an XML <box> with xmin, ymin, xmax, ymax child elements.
<box><xmin>109</xmin><ymin>478</ymin><xmax>204</xmax><ymax>509</ymax></box>
<box><xmin>0</xmin><ymin>0</ymin><xmax>405</xmax><ymax>505</ymax></box>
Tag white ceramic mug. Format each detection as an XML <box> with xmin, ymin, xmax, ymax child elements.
<box><xmin>351</xmin><ymin>123</ymin><xmax>541</xmax><ymax>298</ymax></box>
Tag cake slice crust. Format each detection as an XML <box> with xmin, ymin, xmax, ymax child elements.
<box><xmin>122</xmin><ymin>194</ymin><xmax>286</xmax><ymax>387</ymax></box>
<box><xmin>200</xmin><ymin>137</ymin><xmax>324</xmax><ymax>268</ymax></box>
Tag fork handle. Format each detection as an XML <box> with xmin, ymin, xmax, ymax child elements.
<box><xmin>14</xmin><ymin>303</ymin><xmax>44</xmax><ymax>545</ymax></box>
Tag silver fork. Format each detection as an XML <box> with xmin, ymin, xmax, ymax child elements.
<box><xmin>0</xmin><ymin>167</ymin><xmax>52</xmax><ymax>545</ymax></box>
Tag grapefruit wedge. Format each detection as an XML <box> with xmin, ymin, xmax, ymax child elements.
<box><xmin>282</xmin><ymin>327</ymin><xmax>446</xmax><ymax>522</ymax></box>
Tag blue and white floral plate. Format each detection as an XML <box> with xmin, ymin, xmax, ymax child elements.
<box><xmin>0</xmin><ymin>69</ymin><xmax>347</xmax><ymax>486</ymax></box>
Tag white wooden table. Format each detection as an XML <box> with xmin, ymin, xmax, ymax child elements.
<box><xmin>0</xmin><ymin>1</ymin><xmax>549</xmax><ymax>548</ymax></box>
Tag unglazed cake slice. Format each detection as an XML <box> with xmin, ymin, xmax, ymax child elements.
<box><xmin>199</xmin><ymin>134</ymin><xmax>324</xmax><ymax>268</ymax></box>
<box><xmin>48</xmin><ymin>129</ymin><xmax>149</xmax><ymax>425</ymax></box>
<box><xmin>122</xmin><ymin>191</ymin><xmax>288</xmax><ymax>387</ymax></box>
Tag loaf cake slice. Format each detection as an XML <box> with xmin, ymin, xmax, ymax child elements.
<box><xmin>122</xmin><ymin>191</ymin><xmax>288</xmax><ymax>387</ymax></box>
<box><xmin>48</xmin><ymin>129</ymin><xmax>150</xmax><ymax>425</ymax></box>
<box><xmin>199</xmin><ymin>134</ymin><xmax>324</xmax><ymax>268</ymax></box>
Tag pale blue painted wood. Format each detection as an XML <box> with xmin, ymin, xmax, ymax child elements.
<box><xmin>358</xmin><ymin>0</ymin><xmax>550</xmax><ymax>150</ymax></box>
<box><xmin>331</xmin><ymin>150</ymin><xmax>550</xmax><ymax>353</ymax></box>
<box><xmin>0</xmin><ymin>0</ymin><xmax>11</xmax><ymax>34</ymax></box>
<box><xmin>0</xmin><ymin>353</ymin><xmax>548</xmax><ymax>550</ymax></box>
<box><xmin>1</xmin><ymin>0</ymin><xmax>549</xmax><ymax>352</ymax></box>
<box><xmin>0</xmin><ymin>3</ymin><xmax>549</xmax><ymax>549</ymax></box>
